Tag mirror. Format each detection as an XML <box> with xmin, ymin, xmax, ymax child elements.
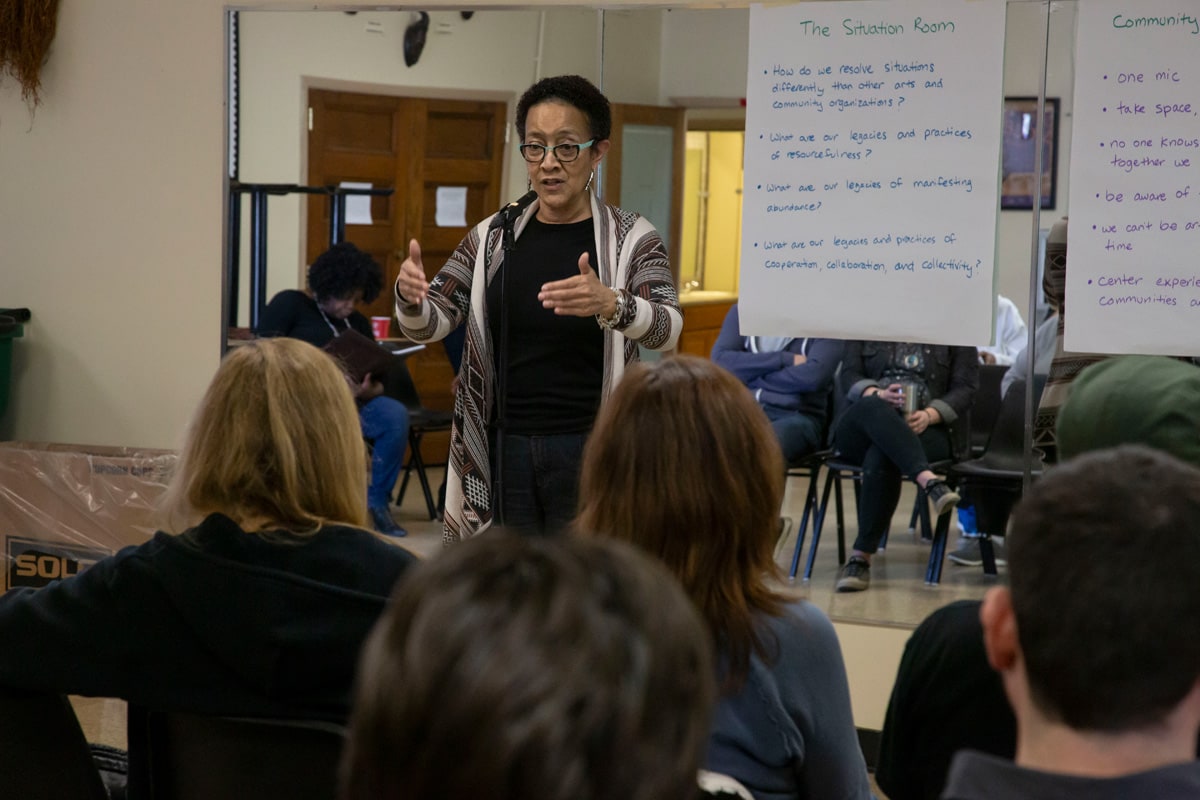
<box><xmin>229</xmin><ymin>2</ymin><xmax>1190</xmax><ymax>630</ymax></box>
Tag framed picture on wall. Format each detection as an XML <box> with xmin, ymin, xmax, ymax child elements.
<box><xmin>1000</xmin><ymin>96</ymin><xmax>1059</xmax><ymax>210</ymax></box>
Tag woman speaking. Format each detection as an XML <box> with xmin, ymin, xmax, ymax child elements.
<box><xmin>395</xmin><ymin>75</ymin><xmax>681</xmax><ymax>541</ymax></box>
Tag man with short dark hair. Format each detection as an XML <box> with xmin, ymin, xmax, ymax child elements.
<box><xmin>877</xmin><ymin>356</ymin><xmax>1200</xmax><ymax>800</ymax></box>
<box><xmin>942</xmin><ymin>445</ymin><xmax>1200</xmax><ymax>798</ymax></box>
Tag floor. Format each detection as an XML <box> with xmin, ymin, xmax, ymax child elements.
<box><xmin>392</xmin><ymin>467</ymin><xmax>1002</xmax><ymax>629</ymax></box>
<box><xmin>73</xmin><ymin>467</ymin><xmax>1000</xmax><ymax>794</ymax></box>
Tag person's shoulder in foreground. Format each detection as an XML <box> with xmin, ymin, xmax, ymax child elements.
<box><xmin>876</xmin><ymin>599</ymin><xmax>1015</xmax><ymax>800</ymax></box>
<box><xmin>726</xmin><ymin>600</ymin><xmax>871</xmax><ymax>800</ymax></box>
<box><xmin>946</xmin><ymin>445</ymin><xmax>1200</xmax><ymax>799</ymax></box>
<box><xmin>942</xmin><ymin>751</ymin><xmax>1200</xmax><ymax>800</ymax></box>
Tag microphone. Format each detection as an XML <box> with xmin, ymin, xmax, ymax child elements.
<box><xmin>487</xmin><ymin>190</ymin><xmax>538</xmax><ymax>230</ymax></box>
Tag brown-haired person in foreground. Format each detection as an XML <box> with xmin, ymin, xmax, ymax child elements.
<box><xmin>0</xmin><ymin>338</ymin><xmax>416</xmax><ymax>720</ymax></box>
<box><xmin>576</xmin><ymin>355</ymin><xmax>871</xmax><ymax>800</ymax></box>
<box><xmin>340</xmin><ymin>533</ymin><xmax>715</xmax><ymax>800</ymax></box>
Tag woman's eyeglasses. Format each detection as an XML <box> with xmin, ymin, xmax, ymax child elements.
<box><xmin>519</xmin><ymin>139</ymin><xmax>596</xmax><ymax>163</ymax></box>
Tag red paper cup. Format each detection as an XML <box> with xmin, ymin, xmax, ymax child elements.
<box><xmin>370</xmin><ymin>316</ymin><xmax>392</xmax><ymax>340</ymax></box>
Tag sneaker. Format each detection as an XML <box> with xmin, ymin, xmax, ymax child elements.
<box><xmin>924</xmin><ymin>478</ymin><xmax>961</xmax><ymax>516</ymax></box>
<box><xmin>835</xmin><ymin>556</ymin><xmax>871</xmax><ymax>592</ymax></box>
<box><xmin>369</xmin><ymin>505</ymin><xmax>408</xmax><ymax>538</ymax></box>
<box><xmin>948</xmin><ymin>537</ymin><xmax>1007</xmax><ymax>567</ymax></box>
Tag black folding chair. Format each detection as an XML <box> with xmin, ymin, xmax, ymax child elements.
<box><xmin>386</xmin><ymin>353</ymin><xmax>453</xmax><ymax>520</ymax></box>
<box><xmin>129</xmin><ymin>707</ymin><xmax>345</xmax><ymax>800</ymax></box>
<box><xmin>0</xmin><ymin>687</ymin><xmax>108</xmax><ymax>800</ymax></box>
<box><xmin>950</xmin><ymin>377</ymin><xmax>1046</xmax><ymax>576</ymax></box>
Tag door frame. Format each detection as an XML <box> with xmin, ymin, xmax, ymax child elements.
<box><xmin>604</xmin><ymin>103</ymin><xmax>686</xmax><ymax>283</ymax></box>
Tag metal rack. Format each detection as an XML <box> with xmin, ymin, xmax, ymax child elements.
<box><xmin>226</xmin><ymin>182</ymin><xmax>394</xmax><ymax>329</ymax></box>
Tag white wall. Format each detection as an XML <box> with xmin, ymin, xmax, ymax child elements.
<box><xmin>599</xmin><ymin>9</ymin><xmax>663</xmax><ymax>105</ymax></box>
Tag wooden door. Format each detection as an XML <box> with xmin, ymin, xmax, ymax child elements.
<box><xmin>307</xmin><ymin>89</ymin><xmax>507</xmax><ymax>461</ymax></box>
<box><xmin>603</xmin><ymin>103</ymin><xmax>686</xmax><ymax>284</ymax></box>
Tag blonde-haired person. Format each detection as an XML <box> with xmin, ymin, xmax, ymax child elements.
<box><xmin>576</xmin><ymin>355</ymin><xmax>871</xmax><ymax>800</ymax></box>
<box><xmin>0</xmin><ymin>338</ymin><xmax>416</xmax><ymax>722</ymax></box>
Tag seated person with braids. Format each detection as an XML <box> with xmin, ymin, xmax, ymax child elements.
<box><xmin>258</xmin><ymin>242</ymin><xmax>409</xmax><ymax>537</ymax></box>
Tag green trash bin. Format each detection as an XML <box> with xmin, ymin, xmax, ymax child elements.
<box><xmin>0</xmin><ymin>316</ymin><xmax>23</xmax><ymax>421</ymax></box>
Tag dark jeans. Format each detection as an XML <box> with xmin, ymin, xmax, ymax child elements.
<box><xmin>359</xmin><ymin>395</ymin><xmax>410</xmax><ymax>510</ymax></box>
<box><xmin>833</xmin><ymin>396</ymin><xmax>952</xmax><ymax>554</ymax></box>
<box><xmin>491</xmin><ymin>431</ymin><xmax>587</xmax><ymax>536</ymax></box>
<box><xmin>762</xmin><ymin>405</ymin><xmax>824</xmax><ymax>464</ymax></box>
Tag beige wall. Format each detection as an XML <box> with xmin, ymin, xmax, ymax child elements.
<box><xmin>0</xmin><ymin>0</ymin><xmax>226</xmax><ymax>450</ymax></box>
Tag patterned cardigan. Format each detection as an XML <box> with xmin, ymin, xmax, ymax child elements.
<box><xmin>396</xmin><ymin>194</ymin><xmax>682</xmax><ymax>543</ymax></box>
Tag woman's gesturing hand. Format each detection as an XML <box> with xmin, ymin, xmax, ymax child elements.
<box><xmin>538</xmin><ymin>253</ymin><xmax>618</xmax><ymax>318</ymax></box>
<box><xmin>396</xmin><ymin>239</ymin><xmax>430</xmax><ymax>304</ymax></box>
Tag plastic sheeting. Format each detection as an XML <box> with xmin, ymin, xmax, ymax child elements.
<box><xmin>0</xmin><ymin>442</ymin><xmax>177</xmax><ymax>592</ymax></box>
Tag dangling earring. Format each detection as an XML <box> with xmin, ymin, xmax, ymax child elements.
<box><xmin>527</xmin><ymin>178</ymin><xmax>532</xmax><ymax>192</ymax></box>
<box><xmin>585</xmin><ymin>170</ymin><xmax>595</xmax><ymax>192</ymax></box>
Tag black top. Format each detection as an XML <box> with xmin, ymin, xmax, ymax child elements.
<box><xmin>257</xmin><ymin>289</ymin><xmax>375</xmax><ymax>347</ymax></box>
<box><xmin>0</xmin><ymin>512</ymin><xmax>416</xmax><ymax>722</ymax></box>
<box><xmin>876</xmin><ymin>601</ymin><xmax>1016</xmax><ymax>800</ymax></box>
<box><xmin>486</xmin><ymin>216</ymin><xmax>603</xmax><ymax>435</ymax></box>
<box><xmin>943</xmin><ymin>751</ymin><xmax>1200</xmax><ymax>800</ymax></box>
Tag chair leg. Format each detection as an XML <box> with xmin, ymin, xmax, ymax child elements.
<box><xmin>411</xmin><ymin>448</ymin><xmax>438</xmax><ymax>520</ymax></box>
<box><xmin>979</xmin><ymin>535</ymin><xmax>998</xmax><ymax>576</ymax></box>
<box><xmin>925</xmin><ymin>510</ymin><xmax>952</xmax><ymax>585</ymax></box>
<box><xmin>803</xmin><ymin>469</ymin><xmax>838</xmax><ymax>581</ymax></box>
<box><xmin>916</xmin><ymin>486</ymin><xmax>934</xmax><ymax>542</ymax></box>
<box><xmin>398</xmin><ymin>431</ymin><xmax>438</xmax><ymax>520</ymax></box>
<box><xmin>395</xmin><ymin>469</ymin><xmax>413</xmax><ymax>507</ymax></box>
<box><xmin>907</xmin><ymin>494</ymin><xmax>921</xmax><ymax>535</ymax></box>
<box><xmin>834</xmin><ymin>472</ymin><xmax>847</xmax><ymax>566</ymax></box>
<box><xmin>787</xmin><ymin>468</ymin><xmax>821</xmax><ymax>581</ymax></box>
<box><xmin>395</xmin><ymin>432</ymin><xmax>420</xmax><ymax>508</ymax></box>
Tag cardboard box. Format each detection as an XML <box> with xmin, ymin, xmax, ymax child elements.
<box><xmin>0</xmin><ymin>442</ymin><xmax>177</xmax><ymax>592</ymax></box>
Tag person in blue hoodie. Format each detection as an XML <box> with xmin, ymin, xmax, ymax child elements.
<box><xmin>711</xmin><ymin>303</ymin><xmax>843</xmax><ymax>463</ymax></box>
<box><xmin>0</xmin><ymin>338</ymin><xmax>416</xmax><ymax>722</ymax></box>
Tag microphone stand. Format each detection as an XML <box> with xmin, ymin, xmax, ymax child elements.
<box><xmin>483</xmin><ymin>190</ymin><xmax>535</xmax><ymax>527</ymax></box>
<box><xmin>492</xmin><ymin>205</ymin><xmax>520</xmax><ymax>526</ymax></box>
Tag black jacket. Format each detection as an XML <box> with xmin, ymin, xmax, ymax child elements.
<box><xmin>257</xmin><ymin>289</ymin><xmax>374</xmax><ymax>347</ymax></box>
<box><xmin>841</xmin><ymin>341</ymin><xmax>978</xmax><ymax>429</ymax></box>
<box><xmin>0</xmin><ymin>512</ymin><xmax>416</xmax><ymax>722</ymax></box>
